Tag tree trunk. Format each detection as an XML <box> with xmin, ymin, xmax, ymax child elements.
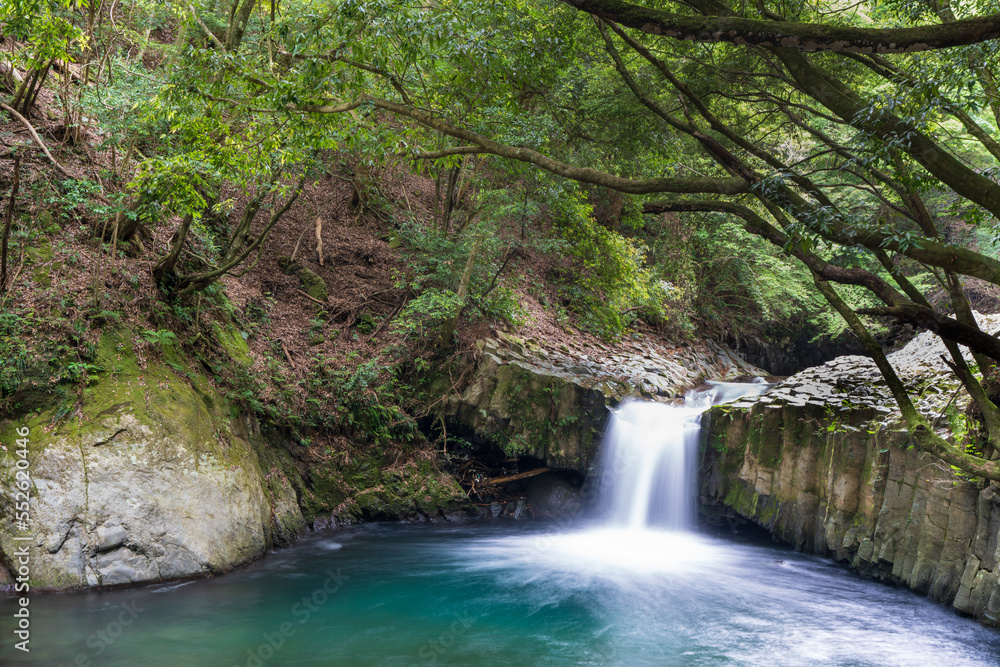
<box><xmin>152</xmin><ymin>214</ymin><xmax>194</xmax><ymax>285</ymax></box>
<box><xmin>103</xmin><ymin>197</ymin><xmax>147</xmax><ymax>243</ymax></box>
<box><xmin>437</xmin><ymin>232</ymin><xmax>483</xmax><ymax>349</ymax></box>
<box><xmin>0</xmin><ymin>156</ymin><xmax>20</xmax><ymax>293</ymax></box>
<box><xmin>441</xmin><ymin>164</ymin><xmax>460</xmax><ymax>232</ymax></box>
<box><xmin>226</xmin><ymin>0</ymin><xmax>256</xmax><ymax>53</ymax></box>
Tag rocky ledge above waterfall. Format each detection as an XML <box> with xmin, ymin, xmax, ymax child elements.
<box><xmin>429</xmin><ymin>331</ymin><xmax>763</xmax><ymax>471</ymax></box>
<box><xmin>475</xmin><ymin>331</ymin><xmax>762</xmax><ymax>400</ymax></box>
<box><xmin>723</xmin><ymin>317</ymin><xmax>1000</xmax><ymax>423</ymax></box>
<box><xmin>702</xmin><ymin>315</ymin><xmax>1000</xmax><ymax>628</ymax></box>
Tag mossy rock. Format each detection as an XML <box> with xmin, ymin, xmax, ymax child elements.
<box><xmin>303</xmin><ymin>450</ymin><xmax>473</xmax><ymax>523</ymax></box>
<box><xmin>0</xmin><ymin>330</ymin><xmax>304</xmax><ymax>589</ymax></box>
<box><xmin>277</xmin><ymin>255</ymin><xmax>301</xmax><ymax>275</ymax></box>
<box><xmin>212</xmin><ymin>321</ymin><xmax>253</xmax><ymax>365</ymax></box>
<box><xmin>25</xmin><ymin>238</ymin><xmax>53</xmax><ymax>266</ymax></box>
<box><xmin>37</xmin><ymin>210</ymin><xmax>60</xmax><ymax>234</ymax></box>
<box><xmin>351</xmin><ymin>462</ymin><xmax>471</xmax><ymax>520</ymax></box>
<box><xmin>300</xmin><ymin>460</ymin><xmax>352</xmax><ymax>518</ymax></box>
<box><xmin>31</xmin><ymin>266</ymin><xmax>51</xmax><ymax>288</ymax></box>
<box><xmin>0</xmin><ymin>323</ymin><xmax>476</xmax><ymax>590</ymax></box>
<box><xmin>298</xmin><ymin>267</ymin><xmax>329</xmax><ymax>302</ymax></box>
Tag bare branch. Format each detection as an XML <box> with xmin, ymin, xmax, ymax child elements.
<box><xmin>188</xmin><ymin>4</ymin><xmax>225</xmax><ymax>51</ymax></box>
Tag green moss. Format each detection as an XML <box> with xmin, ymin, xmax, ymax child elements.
<box><xmin>723</xmin><ymin>484</ymin><xmax>749</xmax><ymax>514</ymax></box>
<box><xmin>212</xmin><ymin>322</ymin><xmax>253</xmax><ymax>366</ymax></box>
<box><xmin>0</xmin><ymin>411</ymin><xmax>51</xmax><ymax>490</ymax></box>
<box><xmin>746</xmin><ymin>407</ymin><xmax>782</xmax><ymax>467</ymax></box>
<box><xmin>64</xmin><ymin>331</ymin><xmax>154</xmax><ymax>438</ymax></box>
<box><xmin>758</xmin><ymin>497</ymin><xmax>779</xmax><ymax>527</ymax></box>
<box><xmin>301</xmin><ymin>448</ymin><xmax>471</xmax><ymax>522</ymax></box>
<box><xmin>298</xmin><ymin>268</ymin><xmax>329</xmax><ymax>302</ymax></box>
<box><xmin>723</xmin><ymin>482</ymin><xmax>766</xmax><ymax>520</ymax></box>
<box><xmin>37</xmin><ymin>210</ymin><xmax>59</xmax><ymax>233</ymax></box>
<box><xmin>42</xmin><ymin>330</ymin><xmax>252</xmax><ymax>474</ymax></box>
<box><xmin>31</xmin><ymin>266</ymin><xmax>51</xmax><ymax>288</ymax></box>
<box><xmin>25</xmin><ymin>239</ymin><xmax>53</xmax><ymax>266</ymax></box>
<box><xmin>305</xmin><ymin>461</ymin><xmax>352</xmax><ymax>516</ymax></box>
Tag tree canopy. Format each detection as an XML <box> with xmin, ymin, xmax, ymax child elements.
<box><xmin>5</xmin><ymin>0</ymin><xmax>1000</xmax><ymax>479</ymax></box>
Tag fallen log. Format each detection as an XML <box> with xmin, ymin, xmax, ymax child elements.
<box><xmin>479</xmin><ymin>467</ymin><xmax>549</xmax><ymax>486</ymax></box>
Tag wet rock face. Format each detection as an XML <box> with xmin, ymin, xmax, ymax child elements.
<box><xmin>704</xmin><ymin>404</ymin><xmax>1000</xmax><ymax>626</ymax></box>
<box><xmin>724</xmin><ymin>345</ymin><xmax>966</xmax><ymax>420</ymax></box>
<box><xmin>435</xmin><ymin>331</ymin><xmax>764</xmax><ymax>470</ymax></box>
<box><xmin>703</xmin><ymin>317</ymin><xmax>1000</xmax><ymax>627</ymax></box>
<box><xmin>525</xmin><ymin>473</ymin><xmax>582</xmax><ymax>519</ymax></box>
<box><xmin>484</xmin><ymin>499</ymin><xmax>529</xmax><ymax>520</ymax></box>
<box><xmin>725</xmin><ymin>335</ymin><xmax>863</xmax><ymax>376</ymax></box>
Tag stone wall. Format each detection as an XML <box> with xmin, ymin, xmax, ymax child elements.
<box><xmin>725</xmin><ymin>334</ymin><xmax>863</xmax><ymax>376</ymax></box>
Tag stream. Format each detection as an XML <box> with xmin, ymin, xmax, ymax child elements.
<box><xmin>3</xmin><ymin>384</ymin><xmax>1000</xmax><ymax>665</ymax></box>
<box><xmin>3</xmin><ymin>523</ymin><xmax>1000</xmax><ymax>665</ymax></box>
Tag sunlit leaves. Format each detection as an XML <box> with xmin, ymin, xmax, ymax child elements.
<box><xmin>1</xmin><ymin>0</ymin><xmax>88</xmax><ymax>66</ymax></box>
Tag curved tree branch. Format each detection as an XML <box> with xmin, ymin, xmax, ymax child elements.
<box><xmin>814</xmin><ymin>277</ymin><xmax>1000</xmax><ymax>481</ymax></box>
<box><xmin>644</xmin><ymin>199</ymin><xmax>1000</xmax><ymax>361</ymax></box>
<box><xmin>771</xmin><ymin>47</ymin><xmax>1000</xmax><ymax>219</ymax></box>
<box><xmin>298</xmin><ymin>96</ymin><xmax>752</xmax><ymax>195</ymax></box>
<box><xmin>1</xmin><ymin>103</ymin><xmax>76</xmax><ymax>181</ymax></box>
<box><xmin>401</xmin><ymin>146</ymin><xmax>485</xmax><ymax>160</ymax></box>
<box><xmin>176</xmin><ymin>174</ymin><xmax>307</xmax><ymax>296</ymax></box>
<box><xmin>600</xmin><ymin>18</ymin><xmax>839</xmax><ymax>208</ymax></box>
<box><xmin>561</xmin><ymin>0</ymin><xmax>1000</xmax><ymax>53</ymax></box>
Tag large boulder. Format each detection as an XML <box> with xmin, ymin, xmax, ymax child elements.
<box><xmin>526</xmin><ymin>473</ymin><xmax>582</xmax><ymax>519</ymax></box>
<box><xmin>0</xmin><ymin>331</ymin><xmax>304</xmax><ymax>589</ymax></box>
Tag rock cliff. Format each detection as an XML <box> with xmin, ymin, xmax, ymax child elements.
<box><xmin>434</xmin><ymin>331</ymin><xmax>762</xmax><ymax>470</ymax></box>
<box><xmin>702</xmin><ymin>325</ymin><xmax>1000</xmax><ymax>626</ymax></box>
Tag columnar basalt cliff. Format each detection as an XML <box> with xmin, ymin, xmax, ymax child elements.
<box><xmin>702</xmin><ymin>324</ymin><xmax>1000</xmax><ymax>627</ymax></box>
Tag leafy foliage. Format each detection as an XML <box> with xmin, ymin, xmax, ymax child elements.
<box><xmin>551</xmin><ymin>185</ymin><xmax>656</xmax><ymax>338</ymax></box>
<box><xmin>9</xmin><ymin>0</ymin><xmax>1000</xmax><ymax>480</ymax></box>
<box><xmin>0</xmin><ymin>313</ymin><xmax>27</xmax><ymax>398</ymax></box>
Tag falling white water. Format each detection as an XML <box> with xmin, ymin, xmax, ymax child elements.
<box><xmin>597</xmin><ymin>380</ymin><xmax>770</xmax><ymax>531</ymax></box>
<box><xmin>454</xmin><ymin>380</ymin><xmax>775</xmax><ymax>584</ymax></box>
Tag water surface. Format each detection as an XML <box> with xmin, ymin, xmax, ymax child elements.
<box><xmin>3</xmin><ymin>521</ymin><xmax>999</xmax><ymax>666</ymax></box>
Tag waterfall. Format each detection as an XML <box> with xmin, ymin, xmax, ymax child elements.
<box><xmin>596</xmin><ymin>381</ymin><xmax>769</xmax><ymax>531</ymax></box>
